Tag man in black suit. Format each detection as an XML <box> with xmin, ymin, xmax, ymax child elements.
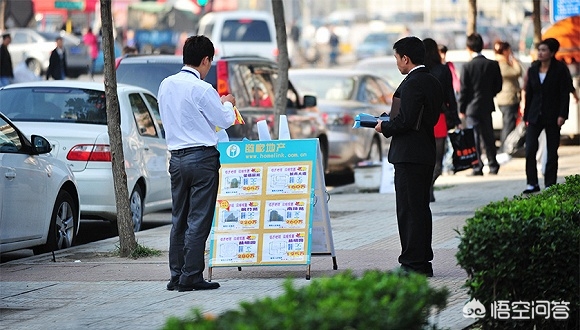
<box><xmin>46</xmin><ymin>37</ymin><xmax>67</xmax><ymax>80</ymax></box>
<box><xmin>459</xmin><ymin>33</ymin><xmax>502</xmax><ymax>175</ymax></box>
<box><xmin>375</xmin><ymin>36</ymin><xmax>443</xmax><ymax>277</ymax></box>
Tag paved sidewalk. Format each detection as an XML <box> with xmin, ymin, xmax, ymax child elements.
<box><xmin>1</xmin><ymin>146</ymin><xmax>578</xmax><ymax>330</ymax></box>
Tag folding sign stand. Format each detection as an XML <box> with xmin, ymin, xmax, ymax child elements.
<box><xmin>207</xmin><ymin>138</ymin><xmax>337</xmax><ymax>281</ymax></box>
<box><xmin>308</xmin><ymin>147</ymin><xmax>338</xmax><ymax>279</ymax></box>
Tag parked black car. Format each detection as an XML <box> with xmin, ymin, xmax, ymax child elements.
<box><xmin>116</xmin><ymin>55</ymin><xmax>329</xmax><ymax>170</ymax></box>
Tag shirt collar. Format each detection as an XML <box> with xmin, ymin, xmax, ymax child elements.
<box><xmin>181</xmin><ymin>66</ymin><xmax>200</xmax><ymax>79</ymax></box>
<box><xmin>408</xmin><ymin>65</ymin><xmax>425</xmax><ymax>75</ymax></box>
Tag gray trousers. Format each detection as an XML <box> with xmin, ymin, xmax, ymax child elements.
<box><xmin>168</xmin><ymin>146</ymin><xmax>220</xmax><ymax>285</ymax></box>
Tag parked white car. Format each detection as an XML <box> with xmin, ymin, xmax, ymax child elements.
<box><xmin>6</xmin><ymin>28</ymin><xmax>91</xmax><ymax>78</ymax></box>
<box><xmin>0</xmin><ymin>112</ymin><xmax>80</xmax><ymax>254</ymax></box>
<box><xmin>197</xmin><ymin>10</ymin><xmax>278</xmax><ymax>62</ymax></box>
<box><xmin>0</xmin><ymin>81</ymin><xmax>172</xmax><ymax>231</ymax></box>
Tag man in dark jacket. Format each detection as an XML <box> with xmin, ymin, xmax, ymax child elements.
<box><xmin>375</xmin><ymin>36</ymin><xmax>443</xmax><ymax>277</ymax></box>
<box><xmin>0</xmin><ymin>33</ymin><xmax>14</xmax><ymax>87</ymax></box>
<box><xmin>46</xmin><ymin>37</ymin><xmax>67</xmax><ymax>80</ymax></box>
<box><xmin>459</xmin><ymin>33</ymin><xmax>502</xmax><ymax>176</ymax></box>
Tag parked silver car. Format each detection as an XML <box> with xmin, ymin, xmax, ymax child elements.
<box><xmin>6</xmin><ymin>28</ymin><xmax>91</xmax><ymax>78</ymax></box>
<box><xmin>1</xmin><ymin>81</ymin><xmax>172</xmax><ymax>231</ymax></box>
<box><xmin>289</xmin><ymin>69</ymin><xmax>394</xmax><ymax>174</ymax></box>
<box><xmin>0</xmin><ymin>112</ymin><xmax>80</xmax><ymax>254</ymax></box>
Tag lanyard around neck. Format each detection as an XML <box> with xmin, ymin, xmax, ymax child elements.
<box><xmin>181</xmin><ymin>69</ymin><xmax>199</xmax><ymax>79</ymax></box>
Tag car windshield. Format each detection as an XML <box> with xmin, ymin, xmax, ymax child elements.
<box><xmin>221</xmin><ymin>19</ymin><xmax>271</xmax><ymax>42</ymax></box>
<box><xmin>290</xmin><ymin>75</ymin><xmax>355</xmax><ymax>101</ymax></box>
<box><xmin>37</xmin><ymin>31</ymin><xmax>81</xmax><ymax>45</ymax></box>
<box><xmin>0</xmin><ymin>87</ymin><xmax>108</xmax><ymax>124</ymax></box>
<box><xmin>354</xmin><ymin>61</ymin><xmax>404</xmax><ymax>87</ymax></box>
<box><xmin>117</xmin><ymin>61</ymin><xmax>218</xmax><ymax>96</ymax></box>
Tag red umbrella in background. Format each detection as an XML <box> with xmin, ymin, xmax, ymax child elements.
<box><xmin>542</xmin><ymin>15</ymin><xmax>580</xmax><ymax>64</ymax></box>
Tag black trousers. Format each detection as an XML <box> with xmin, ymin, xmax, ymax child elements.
<box><xmin>394</xmin><ymin>162</ymin><xmax>434</xmax><ymax>272</ymax></box>
<box><xmin>525</xmin><ymin>117</ymin><xmax>560</xmax><ymax>187</ymax></box>
<box><xmin>168</xmin><ymin>146</ymin><xmax>220</xmax><ymax>286</ymax></box>
<box><xmin>467</xmin><ymin>114</ymin><xmax>499</xmax><ymax>172</ymax></box>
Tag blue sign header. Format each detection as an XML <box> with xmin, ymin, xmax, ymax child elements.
<box><xmin>550</xmin><ymin>0</ymin><xmax>580</xmax><ymax>23</ymax></box>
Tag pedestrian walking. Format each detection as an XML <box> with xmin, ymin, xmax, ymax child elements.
<box><xmin>0</xmin><ymin>32</ymin><xmax>14</xmax><ymax>87</ymax></box>
<box><xmin>494</xmin><ymin>41</ymin><xmax>523</xmax><ymax>153</ymax></box>
<box><xmin>522</xmin><ymin>38</ymin><xmax>574</xmax><ymax>194</ymax></box>
<box><xmin>83</xmin><ymin>27</ymin><xmax>99</xmax><ymax>78</ymax></box>
<box><xmin>158</xmin><ymin>35</ymin><xmax>236</xmax><ymax>291</ymax></box>
<box><xmin>328</xmin><ymin>27</ymin><xmax>340</xmax><ymax>66</ymax></box>
<box><xmin>423</xmin><ymin>38</ymin><xmax>461</xmax><ymax>203</ymax></box>
<box><xmin>458</xmin><ymin>33</ymin><xmax>503</xmax><ymax>176</ymax></box>
<box><xmin>439</xmin><ymin>45</ymin><xmax>460</xmax><ymax>100</ymax></box>
<box><xmin>46</xmin><ymin>37</ymin><xmax>67</xmax><ymax>80</ymax></box>
<box><xmin>374</xmin><ymin>36</ymin><xmax>443</xmax><ymax>277</ymax></box>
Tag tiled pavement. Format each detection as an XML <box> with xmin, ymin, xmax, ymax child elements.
<box><xmin>1</xmin><ymin>146</ymin><xmax>578</xmax><ymax>330</ymax></box>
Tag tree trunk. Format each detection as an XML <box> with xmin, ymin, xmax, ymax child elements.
<box><xmin>467</xmin><ymin>0</ymin><xmax>477</xmax><ymax>36</ymax></box>
<box><xmin>0</xmin><ymin>0</ymin><xmax>6</xmax><ymax>30</ymax></box>
<box><xmin>100</xmin><ymin>0</ymin><xmax>137</xmax><ymax>257</ymax></box>
<box><xmin>532</xmin><ymin>0</ymin><xmax>542</xmax><ymax>50</ymax></box>
<box><xmin>271</xmin><ymin>0</ymin><xmax>288</xmax><ymax>140</ymax></box>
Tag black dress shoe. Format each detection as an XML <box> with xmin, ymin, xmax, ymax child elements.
<box><xmin>399</xmin><ymin>265</ymin><xmax>433</xmax><ymax>278</ymax></box>
<box><xmin>489</xmin><ymin>166</ymin><xmax>500</xmax><ymax>175</ymax></box>
<box><xmin>167</xmin><ymin>278</ymin><xmax>179</xmax><ymax>291</ymax></box>
<box><xmin>178</xmin><ymin>280</ymin><xmax>220</xmax><ymax>291</ymax></box>
<box><xmin>522</xmin><ymin>185</ymin><xmax>540</xmax><ymax>194</ymax></box>
<box><xmin>468</xmin><ymin>170</ymin><xmax>484</xmax><ymax>176</ymax></box>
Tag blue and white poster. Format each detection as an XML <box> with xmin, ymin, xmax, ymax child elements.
<box><xmin>209</xmin><ymin>139</ymin><xmax>320</xmax><ymax>267</ymax></box>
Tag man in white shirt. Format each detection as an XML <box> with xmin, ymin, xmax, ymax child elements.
<box><xmin>158</xmin><ymin>35</ymin><xmax>236</xmax><ymax>292</ymax></box>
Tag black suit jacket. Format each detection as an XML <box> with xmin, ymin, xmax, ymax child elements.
<box><xmin>46</xmin><ymin>48</ymin><xmax>67</xmax><ymax>80</ymax></box>
<box><xmin>458</xmin><ymin>55</ymin><xmax>502</xmax><ymax>118</ymax></box>
<box><xmin>380</xmin><ymin>66</ymin><xmax>443</xmax><ymax>166</ymax></box>
<box><xmin>523</xmin><ymin>59</ymin><xmax>572</xmax><ymax>124</ymax></box>
<box><xmin>0</xmin><ymin>44</ymin><xmax>13</xmax><ymax>78</ymax></box>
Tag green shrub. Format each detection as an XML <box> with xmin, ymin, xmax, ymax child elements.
<box><xmin>456</xmin><ymin>174</ymin><xmax>580</xmax><ymax>329</ymax></box>
<box><xmin>163</xmin><ymin>270</ymin><xmax>449</xmax><ymax>330</ymax></box>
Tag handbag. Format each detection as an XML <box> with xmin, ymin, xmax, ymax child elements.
<box><xmin>448</xmin><ymin>128</ymin><xmax>479</xmax><ymax>173</ymax></box>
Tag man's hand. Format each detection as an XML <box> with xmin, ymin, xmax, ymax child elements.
<box><xmin>557</xmin><ymin>116</ymin><xmax>566</xmax><ymax>127</ymax></box>
<box><xmin>221</xmin><ymin>94</ymin><xmax>236</xmax><ymax>107</ymax></box>
<box><xmin>375</xmin><ymin>120</ymin><xmax>382</xmax><ymax>133</ymax></box>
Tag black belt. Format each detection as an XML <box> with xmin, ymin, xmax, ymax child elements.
<box><xmin>170</xmin><ymin>146</ymin><xmax>213</xmax><ymax>155</ymax></box>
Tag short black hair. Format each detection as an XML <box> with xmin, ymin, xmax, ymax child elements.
<box><xmin>393</xmin><ymin>36</ymin><xmax>425</xmax><ymax>65</ymax></box>
<box><xmin>539</xmin><ymin>38</ymin><xmax>560</xmax><ymax>55</ymax></box>
<box><xmin>466</xmin><ymin>33</ymin><xmax>483</xmax><ymax>53</ymax></box>
<box><xmin>182</xmin><ymin>35</ymin><xmax>215</xmax><ymax>66</ymax></box>
<box><xmin>2</xmin><ymin>33</ymin><xmax>11</xmax><ymax>40</ymax></box>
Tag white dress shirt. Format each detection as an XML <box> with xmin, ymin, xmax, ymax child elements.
<box><xmin>158</xmin><ymin>66</ymin><xmax>235</xmax><ymax>151</ymax></box>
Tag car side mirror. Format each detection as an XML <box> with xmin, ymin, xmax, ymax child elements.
<box><xmin>31</xmin><ymin>135</ymin><xmax>52</xmax><ymax>155</ymax></box>
<box><xmin>303</xmin><ymin>95</ymin><xmax>317</xmax><ymax>107</ymax></box>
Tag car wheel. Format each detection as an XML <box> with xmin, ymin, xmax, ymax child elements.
<box><xmin>26</xmin><ymin>59</ymin><xmax>42</xmax><ymax>77</ymax></box>
<box><xmin>367</xmin><ymin>137</ymin><xmax>382</xmax><ymax>163</ymax></box>
<box><xmin>33</xmin><ymin>190</ymin><xmax>77</xmax><ymax>255</ymax></box>
<box><xmin>130</xmin><ymin>185</ymin><xmax>144</xmax><ymax>232</ymax></box>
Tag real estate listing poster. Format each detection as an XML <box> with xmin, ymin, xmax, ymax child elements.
<box><xmin>209</xmin><ymin>139</ymin><xmax>320</xmax><ymax>268</ymax></box>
